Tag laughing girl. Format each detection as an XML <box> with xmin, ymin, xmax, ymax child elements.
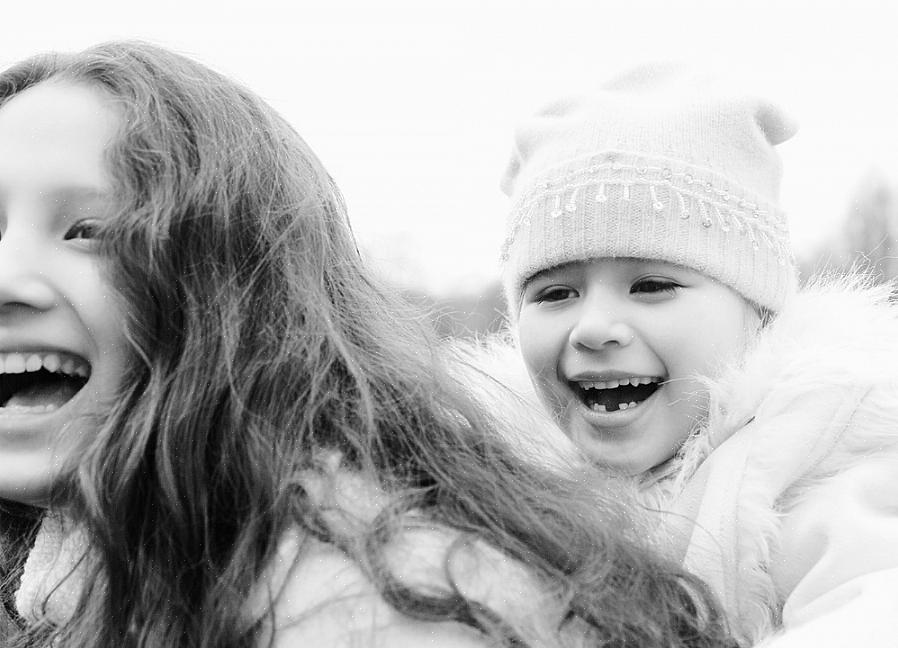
<box><xmin>0</xmin><ymin>43</ymin><xmax>733</xmax><ymax>647</ymax></box>
<box><xmin>500</xmin><ymin>66</ymin><xmax>898</xmax><ymax>646</ymax></box>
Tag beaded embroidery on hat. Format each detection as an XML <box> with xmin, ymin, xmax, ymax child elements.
<box><xmin>500</xmin><ymin>149</ymin><xmax>793</xmax><ymax>267</ymax></box>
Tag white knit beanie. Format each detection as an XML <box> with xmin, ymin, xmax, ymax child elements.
<box><xmin>500</xmin><ymin>65</ymin><xmax>799</xmax><ymax>314</ymax></box>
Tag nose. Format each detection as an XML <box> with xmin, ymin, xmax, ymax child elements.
<box><xmin>568</xmin><ymin>308</ymin><xmax>635</xmax><ymax>352</ymax></box>
<box><xmin>0</xmin><ymin>233</ymin><xmax>56</xmax><ymax>315</ymax></box>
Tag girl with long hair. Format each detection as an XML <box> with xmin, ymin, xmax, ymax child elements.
<box><xmin>0</xmin><ymin>42</ymin><xmax>732</xmax><ymax>647</ymax></box>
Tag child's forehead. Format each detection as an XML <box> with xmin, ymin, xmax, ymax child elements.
<box><xmin>528</xmin><ymin>257</ymin><xmax>691</xmax><ymax>282</ymax></box>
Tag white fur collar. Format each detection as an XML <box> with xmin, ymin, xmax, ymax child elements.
<box><xmin>667</xmin><ymin>277</ymin><xmax>898</xmax><ymax>644</ymax></box>
<box><xmin>664</xmin><ymin>276</ymin><xmax>898</xmax><ymax>487</ymax></box>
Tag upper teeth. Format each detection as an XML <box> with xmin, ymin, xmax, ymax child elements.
<box><xmin>579</xmin><ymin>377</ymin><xmax>659</xmax><ymax>390</ymax></box>
<box><xmin>0</xmin><ymin>352</ymin><xmax>89</xmax><ymax>377</ymax></box>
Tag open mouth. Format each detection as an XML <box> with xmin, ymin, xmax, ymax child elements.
<box><xmin>0</xmin><ymin>352</ymin><xmax>91</xmax><ymax>413</ymax></box>
<box><xmin>572</xmin><ymin>376</ymin><xmax>662</xmax><ymax>413</ymax></box>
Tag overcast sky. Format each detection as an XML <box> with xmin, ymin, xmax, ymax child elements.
<box><xmin>5</xmin><ymin>0</ymin><xmax>898</xmax><ymax>294</ymax></box>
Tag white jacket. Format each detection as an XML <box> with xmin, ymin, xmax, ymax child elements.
<box><xmin>17</xmin><ymin>473</ymin><xmax>578</xmax><ymax>647</ymax></box>
<box><xmin>664</xmin><ymin>278</ymin><xmax>898</xmax><ymax>646</ymax></box>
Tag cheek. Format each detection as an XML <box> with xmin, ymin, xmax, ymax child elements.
<box><xmin>516</xmin><ymin>310</ymin><xmax>558</xmax><ymax>376</ymax></box>
<box><xmin>79</xmin><ymin>275</ymin><xmax>130</xmax><ymax>380</ymax></box>
<box><xmin>649</xmin><ymin>310</ymin><xmax>749</xmax><ymax>382</ymax></box>
<box><xmin>708</xmin><ymin>304</ymin><xmax>756</xmax><ymax>362</ymax></box>
<box><xmin>685</xmin><ymin>309</ymin><xmax>753</xmax><ymax>377</ymax></box>
<box><xmin>515</xmin><ymin>310</ymin><xmax>569</xmax><ymax>414</ymax></box>
<box><xmin>98</xmin><ymin>303</ymin><xmax>130</xmax><ymax>364</ymax></box>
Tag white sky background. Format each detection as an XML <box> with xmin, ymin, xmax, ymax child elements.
<box><xmin>4</xmin><ymin>0</ymin><xmax>897</xmax><ymax>295</ymax></box>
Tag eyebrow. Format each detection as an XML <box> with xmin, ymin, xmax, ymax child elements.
<box><xmin>45</xmin><ymin>188</ymin><xmax>118</xmax><ymax>222</ymax></box>
<box><xmin>526</xmin><ymin>268</ymin><xmax>561</xmax><ymax>285</ymax></box>
<box><xmin>0</xmin><ymin>184</ymin><xmax>114</xmax><ymax>207</ymax></box>
<box><xmin>526</xmin><ymin>262</ymin><xmax>588</xmax><ymax>285</ymax></box>
<box><xmin>45</xmin><ymin>187</ymin><xmax>114</xmax><ymax>203</ymax></box>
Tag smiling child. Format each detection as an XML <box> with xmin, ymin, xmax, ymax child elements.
<box><xmin>517</xmin><ymin>258</ymin><xmax>757</xmax><ymax>474</ymax></box>
<box><xmin>500</xmin><ymin>65</ymin><xmax>898</xmax><ymax>646</ymax></box>
<box><xmin>0</xmin><ymin>80</ymin><xmax>129</xmax><ymax>505</ymax></box>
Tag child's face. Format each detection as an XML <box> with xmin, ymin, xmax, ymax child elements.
<box><xmin>0</xmin><ymin>81</ymin><xmax>129</xmax><ymax>504</ymax></box>
<box><xmin>517</xmin><ymin>258</ymin><xmax>757</xmax><ymax>475</ymax></box>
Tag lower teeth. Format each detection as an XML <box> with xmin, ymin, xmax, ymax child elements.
<box><xmin>590</xmin><ymin>401</ymin><xmax>639</xmax><ymax>413</ymax></box>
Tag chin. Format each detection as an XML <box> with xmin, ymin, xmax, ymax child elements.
<box><xmin>0</xmin><ymin>455</ymin><xmax>64</xmax><ymax>507</ymax></box>
<box><xmin>0</xmin><ymin>481</ymin><xmax>54</xmax><ymax>507</ymax></box>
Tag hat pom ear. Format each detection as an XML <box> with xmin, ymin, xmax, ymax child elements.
<box><xmin>601</xmin><ymin>61</ymin><xmax>689</xmax><ymax>93</ymax></box>
<box><xmin>755</xmin><ymin>100</ymin><xmax>799</xmax><ymax>146</ymax></box>
<box><xmin>500</xmin><ymin>154</ymin><xmax>521</xmax><ymax>196</ymax></box>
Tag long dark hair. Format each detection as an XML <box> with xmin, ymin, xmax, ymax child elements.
<box><xmin>0</xmin><ymin>42</ymin><xmax>734</xmax><ymax>647</ymax></box>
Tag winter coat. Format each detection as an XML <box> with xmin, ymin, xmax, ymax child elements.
<box><xmin>662</xmin><ymin>278</ymin><xmax>898</xmax><ymax>646</ymax></box>
<box><xmin>12</xmin><ymin>454</ymin><xmax>584</xmax><ymax>647</ymax></box>
<box><xmin>464</xmin><ymin>277</ymin><xmax>898</xmax><ymax>646</ymax></box>
<box><xmin>6</xmin><ymin>339</ymin><xmax>590</xmax><ymax>646</ymax></box>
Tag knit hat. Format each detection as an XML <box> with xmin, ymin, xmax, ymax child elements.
<box><xmin>500</xmin><ymin>64</ymin><xmax>799</xmax><ymax>314</ymax></box>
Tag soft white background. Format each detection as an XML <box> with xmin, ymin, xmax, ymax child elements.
<box><xmin>5</xmin><ymin>0</ymin><xmax>897</xmax><ymax>294</ymax></box>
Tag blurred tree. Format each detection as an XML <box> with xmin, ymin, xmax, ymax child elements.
<box><xmin>818</xmin><ymin>168</ymin><xmax>898</xmax><ymax>280</ymax></box>
<box><xmin>405</xmin><ymin>280</ymin><xmax>507</xmax><ymax>338</ymax></box>
<box><xmin>420</xmin><ymin>170</ymin><xmax>898</xmax><ymax>338</ymax></box>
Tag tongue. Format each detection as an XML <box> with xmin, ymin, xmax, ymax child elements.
<box><xmin>4</xmin><ymin>379</ymin><xmax>82</xmax><ymax>409</ymax></box>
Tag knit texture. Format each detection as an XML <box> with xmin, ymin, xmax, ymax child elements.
<box><xmin>500</xmin><ymin>65</ymin><xmax>800</xmax><ymax>313</ymax></box>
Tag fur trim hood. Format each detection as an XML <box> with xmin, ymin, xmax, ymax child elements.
<box><xmin>668</xmin><ymin>276</ymin><xmax>898</xmax><ymax>645</ymax></box>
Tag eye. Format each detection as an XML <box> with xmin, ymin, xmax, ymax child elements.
<box><xmin>535</xmin><ymin>285</ymin><xmax>578</xmax><ymax>303</ymax></box>
<box><xmin>63</xmin><ymin>220</ymin><xmax>102</xmax><ymax>241</ymax></box>
<box><xmin>630</xmin><ymin>277</ymin><xmax>680</xmax><ymax>296</ymax></box>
